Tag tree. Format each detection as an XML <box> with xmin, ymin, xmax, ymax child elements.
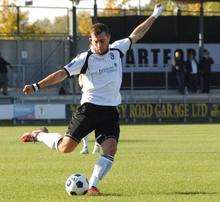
<box><xmin>0</xmin><ymin>4</ymin><xmax>47</xmax><ymax>38</ymax></box>
<box><xmin>0</xmin><ymin>6</ymin><xmax>19</xmax><ymax>35</ymax></box>
<box><xmin>143</xmin><ymin>0</ymin><xmax>220</xmax><ymax>16</ymax></box>
<box><xmin>77</xmin><ymin>11</ymin><xmax>92</xmax><ymax>36</ymax></box>
<box><xmin>101</xmin><ymin>0</ymin><xmax>132</xmax><ymax>16</ymax></box>
<box><xmin>32</xmin><ymin>18</ymin><xmax>53</xmax><ymax>34</ymax></box>
<box><xmin>54</xmin><ymin>16</ymin><xmax>69</xmax><ymax>34</ymax></box>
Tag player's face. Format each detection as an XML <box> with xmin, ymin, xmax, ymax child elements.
<box><xmin>175</xmin><ymin>52</ymin><xmax>181</xmax><ymax>58</ymax></box>
<box><xmin>90</xmin><ymin>32</ymin><xmax>111</xmax><ymax>55</ymax></box>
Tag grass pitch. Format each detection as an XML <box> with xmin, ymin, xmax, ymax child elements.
<box><xmin>0</xmin><ymin>124</ymin><xmax>220</xmax><ymax>202</ymax></box>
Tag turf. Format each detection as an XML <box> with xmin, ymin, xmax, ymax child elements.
<box><xmin>0</xmin><ymin>124</ymin><xmax>220</xmax><ymax>202</ymax></box>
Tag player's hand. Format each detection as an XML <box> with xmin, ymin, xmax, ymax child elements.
<box><xmin>23</xmin><ymin>85</ymin><xmax>34</xmax><ymax>95</ymax></box>
<box><xmin>152</xmin><ymin>4</ymin><xmax>164</xmax><ymax>18</ymax></box>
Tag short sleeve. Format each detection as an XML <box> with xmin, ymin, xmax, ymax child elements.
<box><xmin>63</xmin><ymin>52</ymin><xmax>88</xmax><ymax>77</ymax></box>
<box><xmin>110</xmin><ymin>38</ymin><xmax>132</xmax><ymax>55</ymax></box>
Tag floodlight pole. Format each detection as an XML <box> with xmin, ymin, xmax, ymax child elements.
<box><xmin>16</xmin><ymin>6</ymin><xmax>20</xmax><ymax>35</ymax></box>
<box><xmin>199</xmin><ymin>0</ymin><xmax>204</xmax><ymax>62</ymax></box>
<box><xmin>93</xmin><ymin>0</ymin><xmax>98</xmax><ymax>23</ymax></box>
<box><xmin>69</xmin><ymin>0</ymin><xmax>77</xmax><ymax>58</ymax></box>
<box><xmin>69</xmin><ymin>0</ymin><xmax>78</xmax><ymax>94</ymax></box>
<box><xmin>138</xmin><ymin>0</ymin><xmax>141</xmax><ymax>15</ymax></box>
<box><xmin>72</xmin><ymin>5</ymin><xmax>77</xmax><ymax>56</ymax></box>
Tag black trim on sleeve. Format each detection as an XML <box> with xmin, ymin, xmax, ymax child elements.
<box><xmin>62</xmin><ymin>67</ymin><xmax>71</xmax><ymax>78</ymax></box>
<box><xmin>31</xmin><ymin>84</ymin><xmax>36</xmax><ymax>92</ymax></box>
<box><xmin>110</xmin><ymin>48</ymin><xmax>124</xmax><ymax>59</ymax></box>
<box><xmin>36</xmin><ymin>83</ymin><xmax>40</xmax><ymax>90</ymax></box>
<box><xmin>128</xmin><ymin>37</ymin><xmax>133</xmax><ymax>51</ymax></box>
<box><xmin>80</xmin><ymin>50</ymin><xmax>93</xmax><ymax>74</ymax></box>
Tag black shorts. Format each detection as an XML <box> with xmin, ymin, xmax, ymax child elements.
<box><xmin>65</xmin><ymin>103</ymin><xmax>120</xmax><ymax>145</ymax></box>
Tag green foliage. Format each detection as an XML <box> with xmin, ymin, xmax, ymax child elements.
<box><xmin>33</xmin><ymin>18</ymin><xmax>53</xmax><ymax>33</ymax></box>
<box><xmin>77</xmin><ymin>11</ymin><xmax>92</xmax><ymax>36</ymax></box>
<box><xmin>1</xmin><ymin>124</ymin><xmax>220</xmax><ymax>201</ymax></box>
<box><xmin>0</xmin><ymin>5</ymin><xmax>68</xmax><ymax>38</ymax></box>
<box><xmin>54</xmin><ymin>16</ymin><xmax>68</xmax><ymax>34</ymax></box>
<box><xmin>144</xmin><ymin>0</ymin><xmax>220</xmax><ymax>14</ymax></box>
<box><xmin>100</xmin><ymin>0</ymin><xmax>134</xmax><ymax>16</ymax></box>
<box><xmin>100</xmin><ymin>0</ymin><xmax>220</xmax><ymax>16</ymax></box>
<box><xmin>0</xmin><ymin>6</ymin><xmax>47</xmax><ymax>38</ymax></box>
<box><xmin>34</xmin><ymin>16</ymin><xmax>69</xmax><ymax>35</ymax></box>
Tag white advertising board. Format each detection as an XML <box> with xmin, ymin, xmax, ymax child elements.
<box><xmin>0</xmin><ymin>105</ymin><xmax>13</xmax><ymax>120</ymax></box>
<box><xmin>35</xmin><ymin>104</ymin><xmax>66</xmax><ymax>119</ymax></box>
<box><xmin>123</xmin><ymin>43</ymin><xmax>220</xmax><ymax>72</ymax></box>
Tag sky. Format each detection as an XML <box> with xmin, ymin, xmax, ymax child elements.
<box><xmin>14</xmin><ymin>0</ymin><xmax>151</xmax><ymax>22</ymax></box>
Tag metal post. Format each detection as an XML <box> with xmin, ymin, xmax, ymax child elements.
<box><xmin>41</xmin><ymin>40</ymin><xmax>44</xmax><ymax>78</ymax></box>
<box><xmin>131</xmin><ymin>71</ymin><xmax>134</xmax><ymax>91</ymax></box>
<box><xmin>68</xmin><ymin>1</ymin><xmax>77</xmax><ymax>94</ymax></box>
<box><xmin>72</xmin><ymin>5</ymin><xmax>77</xmax><ymax>57</ymax></box>
<box><xmin>199</xmin><ymin>0</ymin><xmax>204</xmax><ymax>62</ymax></box>
<box><xmin>165</xmin><ymin>64</ymin><xmax>168</xmax><ymax>90</ymax></box>
<box><xmin>138</xmin><ymin>0</ymin><xmax>141</xmax><ymax>15</ymax></box>
<box><xmin>16</xmin><ymin>6</ymin><xmax>20</xmax><ymax>35</ymax></box>
<box><xmin>68</xmin><ymin>1</ymin><xmax>77</xmax><ymax>58</ymax></box>
<box><xmin>69</xmin><ymin>4</ymin><xmax>77</xmax><ymax>93</ymax></box>
<box><xmin>93</xmin><ymin>0</ymin><xmax>98</xmax><ymax>23</ymax></box>
<box><xmin>22</xmin><ymin>65</ymin><xmax>25</xmax><ymax>87</ymax></box>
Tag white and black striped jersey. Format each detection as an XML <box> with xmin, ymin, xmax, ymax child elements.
<box><xmin>63</xmin><ymin>37</ymin><xmax>132</xmax><ymax>106</ymax></box>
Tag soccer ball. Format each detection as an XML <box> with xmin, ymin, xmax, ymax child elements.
<box><xmin>65</xmin><ymin>173</ymin><xmax>89</xmax><ymax>195</ymax></box>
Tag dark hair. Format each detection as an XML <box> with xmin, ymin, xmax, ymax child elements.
<box><xmin>203</xmin><ymin>49</ymin><xmax>209</xmax><ymax>54</ymax></box>
<box><xmin>174</xmin><ymin>49</ymin><xmax>183</xmax><ymax>56</ymax></box>
<box><xmin>90</xmin><ymin>23</ymin><xmax>110</xmax><ymax>36</ymax></box>
<box><xmin>174</xmin><ymin>49</ymin><xmax>183</xmax><ymax>60</ymax></box>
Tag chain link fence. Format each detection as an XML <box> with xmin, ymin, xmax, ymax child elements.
<box><xmin>1</xmin><ymin>4</ymin><xmax>220</xmax><ymax>37</ymax></box>
<box><xmin>1</xmin><ymin>4</ymin><xmax>220</xmax><ymax>94</ymax></box>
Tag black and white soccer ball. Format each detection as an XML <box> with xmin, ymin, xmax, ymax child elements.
<box><xmin>65</xmin><ymin>173</ymin><xmax>89</xmax><ymax>195</ymax></box>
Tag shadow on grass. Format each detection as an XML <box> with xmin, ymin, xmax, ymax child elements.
<box><xmin>166</xmin><ymin>191</ymin><xmax>219</xmax><ymax>195</ymax></box>
<box><xmin>117</xmin><ymin>139</ymin><xmax>162</xmax><ymax>143</ymax></box>
<box><xmin>86</xmin><ymin>192</ymin><xmax>219</xmax><ymax>197</ymax></box>
<box><xmin>126</xmin><ymin>191</ymin><xmax>219</xmax><ymax>196</ymax></box>
<box><xmin>86</xmin><ymin>193</ymin><xmax>123</xmax><ymax>197</ymax></box>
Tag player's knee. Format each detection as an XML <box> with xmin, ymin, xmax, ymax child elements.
<box><xmin>58</xmin><ymin>138</ymin><xmax>77</xmax><ymax>153</ymax></box>
<box><xmin>108</xmin><ymin>144</ymin><xmax>117</xmax><ymax>156</ymax></box>
<box><xmin>59</xmin><ymin>144</ymin><xmax>74</xmax><ymax>153</ymax></box>
<box><xmin>102</xmin><ymin>139</ymin><xmax>117</xmax><ymax>156</ymax></box>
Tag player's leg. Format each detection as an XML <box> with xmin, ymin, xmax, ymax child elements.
<box><xmin>20</xmin><ymin>127</ymin><xmax>78</xmax><ymax>153</ymax></box>
<box><xmin>92</xmin><ymin>141</ymin><xmax>101</xmax><ymax>154</ymax></box>
<box><xmin>20</xmin><ymin>104</ymin><xmax>95</xmax><ymax>153</ymax></box>
<box><xmin>80</xmin><ymin>135</ymin><xmax>89</xmax><ymax>154</ymax></box>
<box><xmin>37</xmin><ymin>132</ymin><xmax>78</xmax><ymax>153</ymax></box>
<box><xmin>88</xmin><ymin>138</ymin><xmax>117</xmax><ymax>194</ymax></box>
<box><xmin>88</xmin><ymin>107</ymin><xmax>119</xmax><ymax>195</ymax></box>
<box><xmin>58</xmin><ymin>136</ymin><xmax>78</xmax><ymax>153</ymax></box>
<box><xmin>88</xmin><ymin>138</ymin><xmax>118</xmax><ymax>195</ymax></box>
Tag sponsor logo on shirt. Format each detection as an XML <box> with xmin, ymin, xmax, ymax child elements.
<box><xmin>110</xmin><ymin>52</ymin><xmax>115</xmax><ymax>60</ymax></box>
<box><xmin>91</xmin><ymin>66</ymin><xmax>117</xmax><ymax>75</ymax></box>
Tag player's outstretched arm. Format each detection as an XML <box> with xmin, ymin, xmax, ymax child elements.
<box><xmin>129</xmin><ymin>4</ymin><xmax>163</xmax><ymax>44</ymax></box>
<box><xmin>23</xmin><ymin>69</ymin><xmax>68</xmax><ymax>95</ymax></box>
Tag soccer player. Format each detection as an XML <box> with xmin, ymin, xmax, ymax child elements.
<box><xmin>20</xmin><ymin>4</ymin><xmax>163</xmax><ymax>195</ymax></box>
